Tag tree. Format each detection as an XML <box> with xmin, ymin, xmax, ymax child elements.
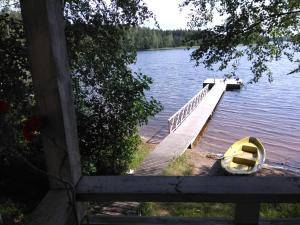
<box><xmin>181</xmin><ymin>0</ymin><xmax>300</xmax><ymax>82</ymax></box>
<box><xmin>0</xmin><ymin>0</ymin><xmax>162</xmax><ymax>181</ymax></box>
<box><xmin>164</xmin><ymin>32</ymin><xmax>175</xmax><ymax>47</ymax></box>
<box><xmin>0</xmin><ymin>3</ymin><xmax>163</xmax><ymax>220</ymax></box>
<box><xmin>0</xmin><ymin>11</ymin><xmax>48</xmax><ymax>222</ymax></box>
<box><xmin>64</xmin><ymin>0</ymin><xmax>163</xmax><ymax>175</ymax></box>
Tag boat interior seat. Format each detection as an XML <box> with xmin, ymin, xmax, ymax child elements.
<box><xmin>232</xmin><ymin>151</ymin><xmax>256</xmax><ymax>167</ymax></box>
<box><xmin>242</xmin><ymin>144</ymin><xmax>258</xmax><ymax>153</ymax></box>
<box><xmin>232</xmin><ymin>157</ymin><xmax>256</xmax><ymax>167</ymax></box>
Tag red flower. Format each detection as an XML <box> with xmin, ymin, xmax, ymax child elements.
<box><xmin>23</xmin><ymin>116</ymin><xmax>44</xmax><ymax>142</ymax></box>
<box><xmin>0</xmin><ymin>100</ymin><xmax>9</xmax><ymax>113</ymax></box>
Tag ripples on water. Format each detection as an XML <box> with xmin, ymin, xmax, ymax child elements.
<box><xmin>132</xmin><ymin>49</ymin><xmax>300</xmax><ymax>169</ymax></box>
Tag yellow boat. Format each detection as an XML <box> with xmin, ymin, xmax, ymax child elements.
<box><xmin>221</xmin><ymin>137</ymin><xmax>266</xmax><ymax>175</ymax></box>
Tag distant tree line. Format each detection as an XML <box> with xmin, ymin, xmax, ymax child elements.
<box><xmin>127</xmin><ymin>27</ymin><xmax>201</xmax><ymax>50</ymax></box>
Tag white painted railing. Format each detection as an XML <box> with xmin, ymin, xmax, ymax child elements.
<box><xmin>168</xmin><ymin>84</ymin><xmax>210</xmax><ymax>133</ymax></box>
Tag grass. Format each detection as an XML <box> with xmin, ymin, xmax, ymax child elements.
<box><xmin>138</xmin><ymin>153</ymin><xmax>234</xmax><ymax>218</ymax></box>
<box><xmin>138</xmin><ymin>202</ymin><xmax>234</xmax><ymax>218</ymax></box>
<box><xmin>260</xmin><ymin>203</ymin><xmax>300</xmax><ymax>218</ymax></box>
<box><xmin>138</xmin><ymin>152</ymin><xmax>300</xmax><ymax>219</ymax></box>
<box><xmin>137</xmin><ymin>202</ymin><xmax>164</xmax><ymax>216</ymax></box>
<box><xmin>162</xmin><ymin>154</ymin><xmax>193</xmax><ymax>176</ymax></box>
<box><xmin>129</xmin><ymin>141</ymin><xmax>151</xmax><ymax>171</ymax></box>
<box><xmin>138</xmin><ymin>202</ymin><xmax>300</xmax><ymax>219</ymax></box>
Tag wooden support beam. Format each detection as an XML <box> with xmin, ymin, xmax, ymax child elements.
<box><xmin>76</xmin><ymin>176</ymin><xmax>300</xmax><ymax>203</ymax></box>
<box><xmin>82</xmin><ymin>216</ymin><xmax>300</xmax><ymax>225</ymax></box>
<box><xmin>20</xmin><ymin>1</ymin><xmax>83</xmax><ymax>224</ymax></box>
<box><xmin>20</xmin><ymin>0</ymin><xmax>81</xmax><ymax>188</ymax></box>
<box><xmin>83</xmin><ymin>216</ymin><xmax>233</xmax><ymax>225</ymax></box>
<box><xmin>26</xmin><ymin>190</ymin><xmax>77</xmax><ymax>225</ymax></box>
<box><xmin>234</xmin><ymin>203</ymin><xmax>260</xmax><ymax>225</ymax></box>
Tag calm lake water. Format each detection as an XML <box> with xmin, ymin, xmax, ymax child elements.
<box><xmin>133</xmin><ymin>48</ymin><xmax>300</xmax><ymax>170</ymax></box>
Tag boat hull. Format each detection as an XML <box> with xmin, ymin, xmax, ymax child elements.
<box><xmin>221</xmin><ymin>137</ymin><xmax>266</xmax><ymax>175</ymax></box>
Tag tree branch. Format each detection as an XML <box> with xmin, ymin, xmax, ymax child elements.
<box><xmin>245</xmin><ymin>10</ymin><xmax>300</xmax><ymax>33</ymax></box>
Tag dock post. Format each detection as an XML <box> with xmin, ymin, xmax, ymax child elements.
<box><xmin>234</xmin><ymin>203</ymin><xmax>260</xmax><ymax>225</ymax></box>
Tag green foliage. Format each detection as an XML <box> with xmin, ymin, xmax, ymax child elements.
<box><xmin>261</xmin><ymin>203</ymin><xmax>300</xmax><ymax>218</ymax></box>
<box><xmin>181</xmin><ymin>0</ymin><xmax>300</xmax><ymax>82</ymax></box>
<box><xmin>0</xmin><ymin>12</ymin><xmax>38</xmax><ymax>162</ymax></box>
<box><xmin>138</xmin><ymin>202</ymin><xmax>300</xmax><ymax>218</ymax></box>
<box><xmin>127</xmin><ymin>27</ymin><xmax>201</xmax><ymax>50</ymax></box>
<box><xmin>137</xmin><ymin>202</ymin><xmax>163</xmax><ymax>216</ymax></box>
<box><xmin>0</xmin><ymin>0</ymin><xmax>162</xmax><ymax>178</ymax></box>
<box><xmin>129</xmin><ymin>140</ymin><xmax>150</xmax><ymax>170</ymax></box>
<box><xmin>0</xmin><ymin>199</ymin><xmax>24</xmax><ymax>224</ymax></box>
<box><xmin>0</xmin><ymin>12</ymin><xmax>48</xmax><ymax>212</ymax></box>
<box><xmin>64</xmin><ymin>0</ymin><xmax>162</xmax><ymax>174</ymax></box>
<box><xmin>160</xmin><ymin>203</ymin><xmax>233</xmax><ymax>218</ymax></box>
<box><xmin>0</xmin><ymin>2</ymin><xmax>162</xmax><ymax>221</ymax></box>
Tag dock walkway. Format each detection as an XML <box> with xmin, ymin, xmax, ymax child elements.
<box><xmin>135</xmin><ymin>81</ymin><xmax>227</xmax><ymax>175</ymax></box>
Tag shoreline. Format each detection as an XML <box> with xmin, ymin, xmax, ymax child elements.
<box><xmin>141</xmin><ymin>137</ymin><xmax>300</xmax><ymax>176</ymax></box>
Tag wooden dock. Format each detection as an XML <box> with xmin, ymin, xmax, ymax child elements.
<box><xmin>135</xmin><ymin>80</ymin><xmax>231</xmax><ymax>175</ymax></box>
<box><xmin>204</xmin><ymin>78</ymin><xmax>243</xmax><ymax>90</ymax></box>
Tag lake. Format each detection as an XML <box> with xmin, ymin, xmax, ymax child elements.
<box><xmin>133</xmin><ymin>48</ymin><xmax>300</xmax><ymax>171</ymax></box>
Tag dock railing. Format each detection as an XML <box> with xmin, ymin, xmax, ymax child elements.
<box><xmin>168</xmin><ymin>84</ymin><xmax>209</xmax><ymax>133</ymax></box>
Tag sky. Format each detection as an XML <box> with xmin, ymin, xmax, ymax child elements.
<box><xmin>142</xmin><ymin>0</ymin><xmax>190</xmax><ymax>30</ymax></box>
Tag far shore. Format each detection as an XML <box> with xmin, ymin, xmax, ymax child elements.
<box><xmin>137</xmin><ymin>46</ymin><xmax>199</xmax><ymax>52</ymax></box>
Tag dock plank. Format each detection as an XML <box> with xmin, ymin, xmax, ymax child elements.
<box><xmin>135</xmin><ymin>82</ymin><xmax>226</xmax><ymax>175</ymax></box>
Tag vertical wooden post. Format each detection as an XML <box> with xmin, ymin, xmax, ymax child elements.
<box><xmin>20</xmin><ymin>0</ymin><xmax>81</xmax><ymax>188</ymax></box>
<box><xmin>20</xmin><ymin>0</ymin><xmax>83</xmax><ymax>224</ymax></box>
<box><xmin>235</xmin><ymin>203</ymin><xmax>260</xmax><ymax>225</ymax></box>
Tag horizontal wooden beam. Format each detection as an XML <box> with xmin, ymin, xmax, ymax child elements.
<box><xmin>82</xmin><ymin>216</ymin><xmax>300</xmax><ymax>225</ymax></box>
<box><xmin>82</xmin><ymin>216</ymin><xmax>233</xmax><ymax>225</ymax></box>
<box><xmin>76</xmin><ymin>176</ymin><xmax>300</xmax><ymax>203</ymax></box>
<box><xmin>26</xmin><ymin>190</ymin><xmax>77</xmax><ymax>225</ymax></box>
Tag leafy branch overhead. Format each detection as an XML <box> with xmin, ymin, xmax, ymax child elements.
<box><xmin>181</xmin><ymin>0</ymin><xmax>300</xmax><ymax>82</ymax></box>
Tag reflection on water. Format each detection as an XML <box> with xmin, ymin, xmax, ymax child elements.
<box><xmin>133</xmin><ymin>49</ymin><xmax>300</xmax><ymax>169</ymax></box>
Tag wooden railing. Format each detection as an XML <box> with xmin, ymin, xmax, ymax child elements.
<box><xmin>168</xmin><ymin>84</ymin><xmax>210</xmax><ymax>133</ymax></box>
<box><xmin>76</xmin><ymin>176</ymin><xmax>300</xmax><ymax>225</ymax></box>
<box><xmin>21</xmin><ymin>1</ymin><xmax>300</xmax><ymax>225</ymax></box>
<box><xmin>26</xmin><ymin>176</ymin><xmax>300</xmax><ymax>225</ymax></box>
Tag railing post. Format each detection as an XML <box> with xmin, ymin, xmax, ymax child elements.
<box><xmin>168</xmin><ymin>84</ymin><xmax>210</xmax><ymax>133</ymax></box>
<box><xmin>234</xmin><ymin>203</ymin><xmax>260</xmax><ymax>225</ymax></box>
